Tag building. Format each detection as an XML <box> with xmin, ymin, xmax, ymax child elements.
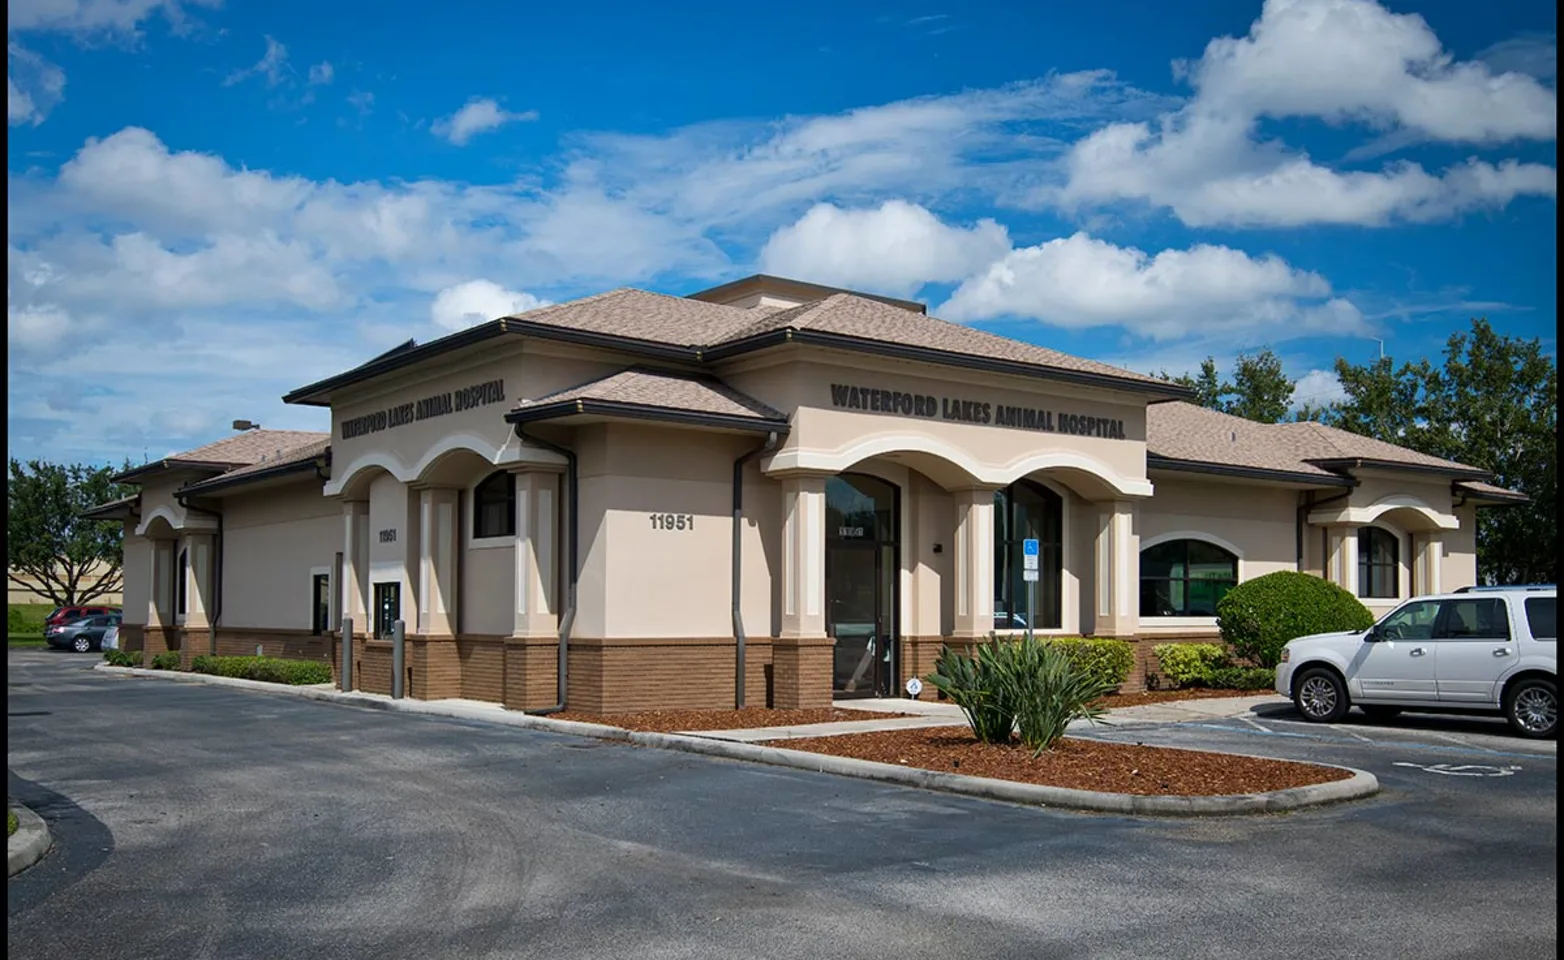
<box><xmin>7</xmin><ymin>564</ymin><xmax>123</xmax><ymax>607</ymax></box>
<box><xmin>91</xmin><ymin>275</ymin><xmax>1525</xmax><ymax>712</ymax></box>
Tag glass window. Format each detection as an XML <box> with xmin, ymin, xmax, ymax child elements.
<box><xmin>373</xmin><ymin>582</ymin><xmax>401</xmax><ymax>640</ymax></box>
<box><xmin>1524</xmin><ymin>598</ymin><xmax>1555</xmax><ymax>641</ymax></box>
<box><xmin>1357</xmin><ymin>527</ymin><xmax>1399</xmax><ymax>599</ymax></box>
<box><xmin>993</xmin><ymin>481</ymin><xmax>1062</xmax><ymax>630</ymax></box>
<box><xmin>1435</xmin><ymin>598</ymin><xmax>1510</xmax><ymax>640</ymax></box>
<box><xmin>473</xmin><ymin>471</ymin><xmax>515</xmax><ymax>539</ymax></box>
<box><xmin>176</xmin><ymin>548</ymin><xmax>189</xmax><ymax>615</ymax></box>
<box><xmin>1376</xmin><ymin>599</ymin><xmax>1442</xmax><ymax>640</ymax></box>
<box><xmin>826</xmin><ymin>474</ymin><xmax>897</xmax><ymax>542</ymax></box>
<box><xmin>312</xmin><ymin>574</ymin><xmax>332</xmax><ymax>636</ymax></box>
<box><xmin>1139</xmin><ymin>540</ymin><xmax>1238</xmax><ymax>617</ymax></box>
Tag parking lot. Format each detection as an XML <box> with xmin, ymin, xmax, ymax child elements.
<box><xmin>7</xmin><ymin>648</ymin><xmax>1558</xmax><ymax>960</ymax></box>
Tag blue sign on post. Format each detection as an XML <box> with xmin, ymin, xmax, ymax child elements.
<box><xmin>1022</xmin><ymin>538</ymin><xmax>1040</xmax><ymax>557</ymax></box>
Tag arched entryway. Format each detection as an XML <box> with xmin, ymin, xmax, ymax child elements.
<box><xmin>825</xmin><ymin>473</ymin><xmax>899</xmax><ymax>697</ymax></box>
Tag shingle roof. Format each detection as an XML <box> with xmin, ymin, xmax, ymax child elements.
<box><xmin>169</xmin><ymin>430</ymin><xmax>331</xmax><ymax>468</ymax></box>
<box><xmin>1147</xmin><ymin>402</ymin><xmax>1346</xmax><ymax>480</ymax></box>
<box><xmin>182</xmin><ymin>436</ymin><xmax>331</xmax><ymax>493</ymax></box>
<box><xmin>1455</xmin><ymin>480</ymin><xmax>1530</xmax><ymax>502</ymax></box>
<box><xmin>511</xmin><ymin>368</ymin><xmax>787</xmax><ymax>427</ymax></box>
<box><xmin>707</xmin><ymin>294</ymin><xmax>1173</xmax><ymax>388</ymax></box>
<box><xmin>505</xmin><ymin>288</ymin><xmax>761</xmax><ymax>348</ymax></box>
<box><xmin>1269</xmin><ymin>420</ymin><xmax>1484</xmax><ymax>474</ymax></box>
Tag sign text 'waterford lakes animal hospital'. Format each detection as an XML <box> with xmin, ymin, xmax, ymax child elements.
<box><xmin>829</xmin><ymin>383</ymin><xmax>1128</xmax><ymax>440</ymax></box>
<box><xmin>340</xmin><ymin>380</ymin><xmax>507</xmax><ymax>439</ymax></box>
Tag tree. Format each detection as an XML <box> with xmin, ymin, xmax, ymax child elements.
<box><xmin>6</xmin><ymin>460</ymin><xmax>132</xmax><ymax>606</ymax></box>
<box><xmin>1326</xmin><ymin>319</ymin><xmax>1556</xmax><ymax>585</ymax></box>
<box><xmin>1160</xmin><ymin>349</ymin><xmax>1296</xmax><ymax>423</ymax></box>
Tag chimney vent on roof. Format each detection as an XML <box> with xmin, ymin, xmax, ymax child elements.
<box><xmin>1230</xmin><ymin>431</ymin><xmax>1237</xmax><ymax>443</ymax></box>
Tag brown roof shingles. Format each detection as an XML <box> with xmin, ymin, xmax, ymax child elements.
<box><xmin>168</xmin><ymin>429</ymin><xmax>331</xmax><ymax>468</ymax></box>
<box><xmin>514</xmin><ymin>368</ymin><xmax>787</xmax><ymax>423</ymax></box>
<box><xmin>184</xmin><ymin>436</ymin><xmax>331</xmax><ymax>490</ymax></box>
<box><xmin>1147</xmin><ymin>402</ymin><xmax>1346</xmax><ymax>479</ymax></box>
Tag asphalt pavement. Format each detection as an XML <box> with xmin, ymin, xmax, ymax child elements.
<box><xmin>7</xmin><ymin>648</ymin><xmax>1557</xmax><ymax>960</ymax></box>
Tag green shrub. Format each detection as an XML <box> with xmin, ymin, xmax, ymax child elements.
<box><xmin>190</xmin><ymin>655</ymin><xmax>332</xmax><ymax>685</ymax></box>
<box><xmin>104</xmin><ymin>649</ymin><xmax>141</xmax><ymax>668</ymax></box>
<box><xmin>1206</xmin><ymin>666</ymin><xmax>1276</xmax><ymax>690</ymax></box>
<box><xmin>928</xmin><ymin>641</ymin><xmax>1014</xmax><ymax>744</ymax></box>
<box><xmin>1043</xmin><ymin>637</ymin><xmax>1134</xmax><ymax>692</ymax></box>
<box><xmin>150</xmin><ymin>651</ymin><xmax>180</xmax><ymax>670</ymax></box>
<box><xmin>928</xmin><ymin>635</ymin><xmax>1114</xmax><ymax>754</ymax></box>
<box><xmin>1152</xmin><ymin>643</ymin><xmax>1230</xmax><ymax>688</ymax></box>
<box><xmin>1217</xmin><ymin>571</ymin><xmax>1375</xmax><ymax>668</ymax></box>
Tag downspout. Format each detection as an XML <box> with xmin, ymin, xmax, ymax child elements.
<box><xmin>176</xmin><ymin>493</ymin><xmax>223</xmax><ymax>655</ymax></box>
<box><xmin>732</xmin><ymin>430</ymin><xmax>781</xmax><ymax>709</ymax></box>
<box><xmin>513</xmin><ymin>425</ymin><xmax>577</xmax><ymax>716</ymax></box>
<box><xmin>1300</xmin><ymin>487</ymin><xmax>1355</xmax><ymax>578</ymax></box>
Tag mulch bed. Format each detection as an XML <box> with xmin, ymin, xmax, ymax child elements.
<box><xmin>1089</xmin><ymin>687</ymin><xmax>1277</xmax><ymax>709</ymax></box>
<box><xmin>552</xmin><ymin>706</ymin><xmax>914</xmax><ymax>733</ymax></box>
<box><xmin>781</xmin><ymin>726</ymin><xmax>1351</xmax><ymax>796</ymax></box>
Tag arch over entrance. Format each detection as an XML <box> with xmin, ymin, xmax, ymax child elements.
<box><xmin>825</xmin><ymin>473</ymin><xmax>899</xmax><ymax>697</ymax></box>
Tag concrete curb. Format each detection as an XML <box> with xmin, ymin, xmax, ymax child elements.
<box><xmin>8</xmin><ymin>801</ymin><xmax>51</xmax><ymax>877</ymax></box>
<box><xmin>94</xmin><ymin>664</ymin><xmax>1379</xmax><ymax>816</ymax></box>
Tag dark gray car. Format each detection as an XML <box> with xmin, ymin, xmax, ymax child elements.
<box><xmin>46</xmin><ymin>614</ymin><xmax>122</xmax><ymax>653</ymax></box>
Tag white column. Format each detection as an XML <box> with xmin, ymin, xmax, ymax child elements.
<box><xmin>780</xmin><ymin>475</ymin><xmax>827</xmax><ymax>639</ymax></box>
<box><xmin>182</xmin><ymin>533</ymin><xmax>214</xmax><ymax>630</ymax></box>
<box><xmin>1092</xmin><ymin>501</ymin><xmax>1138</xmax><ymax>637</ymax></box>
<box><xmin>417</xmin><ymin>488</ymin><xmax>459</xmax><ymax>636</ymax></box>
<box><xmin>512</xmin><ymin>470</ymin><xmax>560</xmax><ymax>637</ymax></box>
<box><xmin>147</xmin><ymin>539</ymin><xmax>170</xmax><ymax>626</ymax></box>
<box><xmin>951</xmin><ymin>488</ymin><xmax>996</xmax><ymax>638</ymax></box>
<box><xmin>341</xmin><ymin>501</ymin><xmax>369</xmax><ymax>632</ymax></box>
<box><xmin>1415</xmin><ymin>534</ymin><xmax>1443</xmax><ymax>597</ymax></box>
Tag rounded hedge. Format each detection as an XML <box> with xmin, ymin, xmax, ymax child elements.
<box><xmin>1216</xmin><ymin>571</ymin><xmax>1375</xmax><ymax>668</ymax></box>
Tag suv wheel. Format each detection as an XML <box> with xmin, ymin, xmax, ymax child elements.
<box><xmin>71</xmin><ymin>635</ymin><xmax>92</xmax><ymax>653</ymax></box>
<box><xmin>1505</xmin><ymin>678</ymin><xmax>1557</xmax><ymax>740</ymax></box>
<box><xmin>1293</xmin><ymin>668</ymin><xmax>1349</xmax><ymax>723</ymax></box>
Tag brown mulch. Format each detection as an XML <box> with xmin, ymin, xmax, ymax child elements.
<box><xmin>781</xmin><ymin>726</ymin><xmax>1351</xmax><ymax>796</ymax></box>
<box><xmin>1089</xmin><ymin>686</ymin><xmax>1277</xmax><ymax>709</ymax></box>
<box><xmin>551</xmin><ymin>706</ymin><xmax>915</xmax><ymax>733</ymax></box>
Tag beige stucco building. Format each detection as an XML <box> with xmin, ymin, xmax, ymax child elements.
<box><xmin>92</xmin><ymin>275</ymin><xmax>1525</xmax><ymax>713</ymax></box>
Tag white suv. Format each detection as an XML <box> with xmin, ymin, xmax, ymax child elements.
<box><xmin>1276</xmin><ymin>586</ymin><xmax>1557</xmax><ymax>739</ymax></box>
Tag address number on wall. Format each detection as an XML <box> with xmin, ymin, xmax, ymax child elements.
<box><xmin>649</xmin><ymin>513</ymin><xmax>694</xmax><ymax>531</ymax></box>
<box><xmin>378</xmin><ymin>529</ymin><xmax>397</xmax><ymax>543</ymax></box>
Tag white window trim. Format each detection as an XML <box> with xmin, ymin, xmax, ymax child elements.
<box><xmin>1137</xmin><ymin>531</ymin><xmax>1243</xmax><ymax>623</ymax></box>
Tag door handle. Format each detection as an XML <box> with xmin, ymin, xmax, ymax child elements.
<box><xmin>1409</xmin><ymin>647</ymin><xmax>1427</xmax><ymax>657</ymax></box>
<box><xmin>1493</xmin><ymin>648</ymin><xmax>1512</xmax><ymax>657</ymax></box>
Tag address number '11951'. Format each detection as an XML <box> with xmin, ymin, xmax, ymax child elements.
<box><xmin>650</xmin><ymin>513</ymin><xmax>694</xmax><ymax>531</ymax></box>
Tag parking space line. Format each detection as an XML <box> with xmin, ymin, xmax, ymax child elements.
<box><xmin>1418</xmin><ymin>730</ymin><xmax>1502</xmax><ymax>754</ymax></box>
<box><xmin>1182</xmin><ymin>722</ymin><xmax>1553</xmax><ymax>762</ymax></box>
<box><xmin>1329</xmin><ymin>724</ymin><xmax>1376</xmax><ymax>743</ymax></box>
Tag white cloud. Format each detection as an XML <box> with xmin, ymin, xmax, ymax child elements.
<box><xmin>224</xmin><ymin>35</ymin><xmax>290</xmax><ymax>87</ymax></box>
<box><xmin>1056</xmin><ymin>0</ymin><xmax>1558</xmax><ymax>228</ymax></box>
<box><xmin>8</xmin><ymin>42</ymin><xmax>65</xmax><ymax>125</ymax></box>
<box><xmin>1292</xmin><ymin>368</ymin><xmax>1349</xmax><ymax>408</ymax></box>
<box><xmin>307</xmin><ymin>61</ymin><xmax>333</xmax><ymax>85</ymax></box>
<box><xmin>430</xmin><ymin>280</ymin><xmax>551</xmax><ymax>331</ymax></box>
<box><xmin>1478</xmin><ymin>33</ymin><xmax>1557</xmax><ymax>82</ymax></box>
<box><xmin>6</xmin><ymin>0</ymin><xmax>218</xmax><ymax>35</ymax></box>
<box><xmin>432</xmin><ymin>97</ymin><xmax>538</xmax><ymax>146</ymax></box>
<box><xmin>759</xmin><ymin>201</ymin><xmax>1010</xmax><ymax>298</ymax></box>
<box><xmin>939</xmin><ymin>232</ymin><xmax>1364</xmax><ymax>341</ymax></box>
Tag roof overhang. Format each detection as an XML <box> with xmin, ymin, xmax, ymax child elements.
<box><xmin>1305</xmin><ymin>457</ymin><xmax>1490</xmax><ymax>482</ymax></box>
<box><xmin>179</xmin><ymin>454</ymin><xmax>328</xmax><ymax>497</ymax></box>
<box><xmin>686</xmin><ymin>274</ymin><xmax>929</xmax><ymax>314</ymax></box>
<box><xmin>1453</xmin><ymin>481</ymin><xmax>1530</xmax><ymax>505</ymax></box>
<box><xmin>1147</xmin><ymin>455</ymin><xmax>1355</xmax><ymax>488</ymax></box>
<box><xmin>507</xmin><ymin>399</ymin><xmax>791</xmax><ymax>435</ymax></box>
<box><xmin>112</xmin><ymin>459</ymin><xmax>244</xmax><ymax>484</ymax></box>
<box><xmin>80</xmin><ymin>494</ymin><xmax>141</xmax><ymax>521</ymax></box>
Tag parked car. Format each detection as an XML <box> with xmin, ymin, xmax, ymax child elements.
<box><xmin>1276</xmin><ymin>585</ymin><xmax>1557</xmax><ymax>738</ymax></box>
<box><xmin>46</xmin><ymin>614</ymin><xmax>123</xmax><ymax>653</ymax></box>
<box><xmin>101</xmin><ymin>622</ymin><xmax>120</xmax><ymax>651</ymax></box>
<box><xmin>45</xmin><ymin>604</ymin><xmax>121</xmax><ymax>627</ymax></box>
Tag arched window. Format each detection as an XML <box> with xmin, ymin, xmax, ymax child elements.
<box><xmin>994</xmin><ymin>481</ymin><xmax>1063</xmax><ymax>630</ymax></box>
<box><xmin>473</xmin><ymin>471</ymin><xmax>515</xmax><ymax>539</ymax></box>
<box><xmin>1140</xmin><ymin>539</ymin><xmax>1238</xmax><ymax>617</ymax></box>
<box><xmin>1358</xmin><ymin>526</ymin><xmax>1399</xmax><ymax>599</ymax></box>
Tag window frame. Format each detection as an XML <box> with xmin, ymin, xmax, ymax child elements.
<box><xmin>1138</xmin><ymin>537</ymin><xmax>1240</xmax><ymax>619</ymax></box>
<box><xmin>1433</xmin><ymin>597</ymin><xmax>1512</xmax><ymax>641</ymax></box>
<box><xmin>993</xmin><ymin>479</ymin><xmax>1063</xmax><ymax>631</ymax></box>
<box><xmin>472</xmin><ymin>470</ymin><xmax>516</xmax><ymax>541</ymax></box>
<box><xmin>1356</xmin><ymin>525</ymin><xmax>1400</xmax><ymax>600</ymax></box>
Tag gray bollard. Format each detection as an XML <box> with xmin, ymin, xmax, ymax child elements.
<box><xmin>391</xmin><ymin>619</ymin><xmax>406</xmax><ymax>699</ymax></box>
<box><xmin>340</xmin><ymin>617</ymin><xmax>353</xmax><ymax>691</ymax></box>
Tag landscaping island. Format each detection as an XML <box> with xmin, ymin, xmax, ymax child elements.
<box><xmin>553</xmin><ymin>706</ymin><xmax>913</xmax><ymax>732</ymax></box>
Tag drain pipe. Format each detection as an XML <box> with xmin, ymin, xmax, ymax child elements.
<box><xmin>1298</xmin><ymin>487</ymin><xmax>1355</xmax><ymax>573</ymax></box>
<box><xmin>732</xmin><ymin>430</ymin><xmax>781</xmax><ymax>709</ymax></box>
<box><xmin>176</xmin><ymin>494</ymin><xmax>223</xmax><ymax>656</ymax></box>
<box><xmin>513</xmin><ymin>425</ymin><xmax>577</xmax><ymax>716</ymax></box>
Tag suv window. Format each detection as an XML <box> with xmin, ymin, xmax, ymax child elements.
<box><xmin>1377</xmin><ymin>600</ymin><xmax>1442</xmax><ymax>640</ymax></box>
<box><xmin>1435</xmin><ymin>598</ymin><xmax>1511</xmax><ymax>640</ymax></box>
<box><xmin>1525</xmin><ymin>598</ymin><xmax>1556</xmax><ymax>641</ymax></box>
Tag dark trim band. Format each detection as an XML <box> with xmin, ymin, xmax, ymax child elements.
<box><xmin>179</xmin><ymin>457</ymin><xmax>325</xmax><ymax>497</ymax></box>
<box><xmin>507</xmin><ymin>399</ymin><xmax>791</xmax><ymax>434</ymax></box>
<box><xmin>1147</xmin><ymin>455</ymin><xmax>1356</xmax><ymax>487</ymax></box>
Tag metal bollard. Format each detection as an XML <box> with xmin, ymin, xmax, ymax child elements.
<box><xmin>391</xmin><ymin>620</ymin><xmax>406</xmax><ymax>699</ymax></box>
<box><xmin>340</xmin><ymin>617</ymin><xmax>353</xmax><ymax>691</ymax></box>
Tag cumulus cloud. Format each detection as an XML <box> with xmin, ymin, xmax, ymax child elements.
<box><xmin>1292</xmin><ymin>368</ymin><xmax>1350</xmax><ymax>408</ymax></box>
<box><xmin>6</xmin><ymin>0</ymin><xmax>219</xmax><ymax>35</ymax></box>
<box><xmin>8</xmin><ymin>42</ymin><xmax>66</xmax><ymax>125</ymax></box>
<box><xmin>1055</xmin><ymin>0</ymin><xmax>1558</xmax><ymax>227</ymax></box>
<box><xmin>430</xmin><ymin>280</ymin><xmax>551</xmax><ymax>330</ymax></box>
<box><xmin>939</xmin><ymin>232</ymin><xmax>1364</xmax><ymax>341</ymax></box>
<box><xmin>759</xmin><ymin>201</ymin><xmax>1010</xmax><ymax>298</ymax></box>
<box><xmin>432</xmin><ymin>97</ymin><xmax>538</xmax><ymax>146</ymax></box>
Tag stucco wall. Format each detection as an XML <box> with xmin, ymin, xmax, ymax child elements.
<box><xmin>367</xmin><ymin>472</ymin><xmax>420</xmax><ymax>629</ymax></box>
<box><xmin>461</xmin><ymin>500</ymin><xmax>515</xmax><ymax>636</ymax></box>
<box><xmin>221</xmin><ymin>480</ymin><xmax>340</xmax><ymax>630</ymax></box>
<box><xmin>121</xmin><ymin>531</ymin><xmax>151</xmax><ymax>626</ymax></box>
<box><xmin>1443</xmin><ymin>501</ymin><xmax>1479</xmax><ymax>590</ymax></box>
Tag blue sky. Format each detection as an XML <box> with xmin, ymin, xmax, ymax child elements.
<box><xmin>6</xmin><ymin>0</ymin><xmax>1557</xmax><ymax>466</ymax></box>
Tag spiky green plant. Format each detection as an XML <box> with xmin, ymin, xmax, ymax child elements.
<box><xmin>991</xmin><ymin>635</ymin><xmax>1114</xmax><ymax>755</ymax></box>
<box><xmin>927</xmin><ymin>640</ymin><xmax>1014</xmax><ymax>743</ymax></box>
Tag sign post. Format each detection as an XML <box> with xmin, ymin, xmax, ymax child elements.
<box><xmin>1022</xmin><ymin>538</ymin><xmax>1039</xmax><ymax>639</ymax></box>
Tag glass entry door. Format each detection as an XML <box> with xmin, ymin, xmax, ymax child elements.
<box><xmin>825</xmin><ymin>474</ymin><xmax>898</xmax><ymax>698</ymax></box>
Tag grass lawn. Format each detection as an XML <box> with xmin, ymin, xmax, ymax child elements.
<box><xmin>10</xmin><ymin>602</ymin><xmax>53</xmax><ymax>647</ymax></box>
<box><xmin>8</xmin><ymin>810</ymin><xmax>17</xmax><ymax>837</ymax></box>
<box><xmin>8</xmin><ymin>635</ymin><xmax>47</xmax><ymax>647</ymax></box>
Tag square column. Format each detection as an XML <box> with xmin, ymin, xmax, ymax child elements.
<box><xmin>1093</xmin><ymin>501</ymin><xmax>1138</xmax><ymax>638</ymax></box>
<box><xmin>341</xmin><ymin>500</ymin><xmax>369</xmax><ymax>632</ymax></box>
<box><xmin>181</xmin><ymin>532</ymin><xmax>215</xmax><ymax>631</ymax></box>
<box><xmin>417</xmin><ymin>487</ymin><xmax>460</xmax><ymax>637</ymax></box>
<box><xmin>775</xmin><ymin>475</ymin><xmax>832</xmax><ymax>709</ymax></box>
<box><xmin>1414</xmin><ymin>534</ymin><xmax>1442</xmax><ymax>597</ymax></box>
<box><xmin>1325</xmin><ymin>525</ymin><xmax>1358</xmax><ymax>595</ymax></box>
<box><xmin>146</xmin><ymin>538</ymin><xmax>172</xmax><ymax>627</ymax></box>
<box><xmin>512</xmin><ymin>469</ymin><xmax>560</xmax><ymax>638</ymax></box>
<box><xmin>951</xmin><ymin>488</ymin><xmax>997</xmax><ymax>639</ymax></box>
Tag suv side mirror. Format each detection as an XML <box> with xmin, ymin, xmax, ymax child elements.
<box><xmin>1362</xmin><ymin>626</ymin><xmax>1380</xmax><ymax>642</ymax></box>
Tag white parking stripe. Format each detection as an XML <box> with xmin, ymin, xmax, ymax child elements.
<box><xmin>1239</xmin><ymin>716</ymin><xmax>1272</xmax><ymax>734</ymax></box>
<box><xmin>1420</xmin><ymin>730</ymin><xmax>1502</xmax><ymax>753</ymax></box>
<box><xmin>1330</xmin><ymin>724</ymin><xmax>1376</xmax><ymax>743</ymax></box>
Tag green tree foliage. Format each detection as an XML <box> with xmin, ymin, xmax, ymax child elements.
<box><xmin>6</xmin><ymin>460</ymin><xmax>132</xmax><ymax>605</ymax></box>
<box><xmin>1326</xmin><ymin>320</ymin><xmax>1555</xmax><ymax>585</ymax></box>
<box><xmin>1159</xmin><ymin>349</ymin><xmax>1296</xmax><ymax>424</ymax></box>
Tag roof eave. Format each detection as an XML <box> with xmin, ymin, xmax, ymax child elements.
<box><xmin>112</xmin><ymin>459</ymin><xmax>245</xmax><ymax>484</ymax></box>
<box><xmin>80</xmin><ymin>495</ymin><xmax>141</xmax><ymax>521</ymax></box>
<box><xmin>1453</xmin><ymin>482</ymin><xmax>1530</xmax><ymax>505</ymax></box>
<box><xmin>179</xmin><ymin>456</ymin><xmax>327</xmax><ymax>497</ymax></box>
<box><xmin>1147</xmin><ymin>455</ymin><xmax>1356</xmax><ymax>487</ymax></box>
<box><xmin>506</xmin><ymin>399</ymin><xmax>791</xmax><ymax>435</ymax></box>
<box><xmin>1308</xmin><ymin>457</ymin><xmax>1490</xmax><ymax>482</ymax></box>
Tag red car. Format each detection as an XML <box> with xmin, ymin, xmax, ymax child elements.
<box><xmin>45</xmin><ymin>605</ymin><xmax>122</xmax><ymax>626</ymax></box>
